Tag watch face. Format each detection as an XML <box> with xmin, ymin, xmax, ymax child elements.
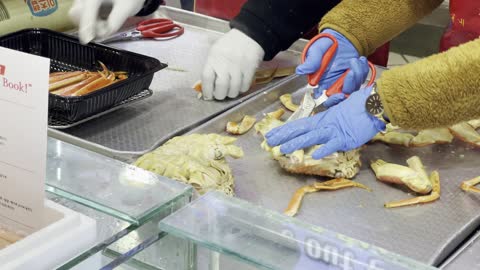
<box><xmin>365</xmin><ymin>93</ymin><xmax>384</xmax><ymax>115</ymax></box>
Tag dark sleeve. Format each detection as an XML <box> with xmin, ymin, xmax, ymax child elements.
<box><xmin>135</xmin><ymin>0</ymin><xmax>163</xmax><ymax>17</ymax></box>
<box><xmin>230</xmin><ymin>0</ymin><xmax>341</xmax><ymax>60</ymax></box>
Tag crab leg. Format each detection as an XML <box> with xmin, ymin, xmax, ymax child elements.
<box><xmin>71</xmin><ymin>74</ymin><xmax>114</xmax><ymax>96</ymax></box>
<box><xmin>371</xmin><ymin>159</ymin><xmax>432</xmax><ymax>194</ymax></box>
<box><xmin>385</xmin><ymin>171</ymin><xmax>440</xmax><ymax>208</ymax></box>
<box><xmin>280</xmin><ymin>94</ymin><xmax>299</xmax><ymax>112</ymax></box>
<box><xmin>284</xmin><ymin>179</ymin><xmax>371</xmax><ymax>217</ymax></box>
<box><xmin>449</xmin><ymin>122</ymin><xmax>480</xmax><ymax>147</ymax></box>
<box><xmin>49</xmin><ymin>71</ymin><xmax>83</xmax><ymax>84</ymax></box>
<box><xmin>49</xmin><ymin>72</ymin><xmax>87</xmax><ymax>92</ymax></box>
<box><xmin>371</xmin><ymin>131</ymin><xmax>414</xmax><ymax>147</ymax></box>
<box><xmin>461</xmin><ymin>176</ymin><xmax>480</xmax><ymax>193</ymax></box>
<box><xmin>410</xmin><ymin>128</ymin><xmax>454</xmax><ymax>147</ymax></box>
<box><xmin>54</xmin><ymin>74</ymin><xmax>102</xmax><ymax>96</ymax></box>
<box><xmin>226</xmin><ymin>115</ymin><xmax>257</xmax><ymax>135</ymax></box>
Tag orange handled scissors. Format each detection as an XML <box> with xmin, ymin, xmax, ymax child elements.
<box><xmin>287</xmin><ymin>33</ymin><xmax>377</xmax><ymax>122</ymax></box>
<box><xmin>102</xmin><ymin>18</ymin><xmax>184</xmax><ymax>44</ymax></box>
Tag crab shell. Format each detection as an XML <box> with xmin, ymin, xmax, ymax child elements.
<box><xmin>255</xmin><ymin>113</ymin><xmax>362</xmax><ymax>179</ymax></box>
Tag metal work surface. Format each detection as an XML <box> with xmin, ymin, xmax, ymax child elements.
<box><xmin>441</xmin><ymin>229</ymin><xmax>480</xmax><ymax>269</ymax></box>
<box><xmin>50</xmin><ymin>7</ymin><xmax>301</xmax><ymax>158</ymax></box>
<box><xmin>185</xmin><ymin>74</ymin><xmax>480</xmax><ymax>266</ymax></box>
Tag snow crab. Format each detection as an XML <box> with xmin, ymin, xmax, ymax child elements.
<box><xmin>371</xmin><ymin>156</ymin><xmax>440</xmax><ymax>208</ymax></box>
<box><xmin>49</xmin><ymin>62</ymin><xmax>128</xmax><ymax>97</ymax></box>
<box><xmin>134</xmin><ymin>134</ymin><xmax>243</xmax><ymax>196</ymax></box>
<box><xmin>255</xmin><ymin>109</ymin><xmax>362</xmax><ymax>179</ymax></box>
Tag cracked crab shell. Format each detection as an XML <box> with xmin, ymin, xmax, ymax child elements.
<box><xmin>256</xmin><ymin>114</ymin><xmax>362</xmax><ymax>179</ymax></box>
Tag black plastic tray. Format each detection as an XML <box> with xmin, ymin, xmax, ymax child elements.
<box><xmin>0</xmin><ymin>28</ymin><xmax>166</xmax><ymax>122</ymax></box>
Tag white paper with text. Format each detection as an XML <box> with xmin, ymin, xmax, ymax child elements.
<box><xmin>0</xmin><ymin>46</ymin><xmax>49</xmax><ymax>232</ymax></box>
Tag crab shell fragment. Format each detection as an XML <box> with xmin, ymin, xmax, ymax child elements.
<box><xmin>255</xmin><ymin>111</ymin><xmax>362</xmax><ymax>179</ymax></box>
<box><xmin>226</xmin><ymin>115</ymin><xmax>257</xmax><ymax>135</ymax></box>
<box><xmin>134</xmin><ymin>134</ymin><xmax>243</xmax><ymax>196</ymax></box>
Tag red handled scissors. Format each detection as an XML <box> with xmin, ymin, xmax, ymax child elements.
<box><xmin>287</xmin><ymin>33</ymin><xmax>377</xmax><ymax>122</ymax></box>
<box><xmin>102</xmin><ymin>18</ymin><xmax>184</xmax><ymax>44</ymax></box>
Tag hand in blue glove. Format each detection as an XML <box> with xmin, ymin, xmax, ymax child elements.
<box><xmin>265</xmin><ymin>86</ymin><xmax>386</xmax><ymax>159</ymax></box>
<box><xmin>298</xmin><ymin>29</ymin><xmax>369</xmax><ymax>108</ymax></box>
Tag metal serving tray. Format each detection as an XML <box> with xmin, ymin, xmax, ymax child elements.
<box><xmin>49</xmin><ymin>6</ymin><xmax>302</xmax><ymax>159</ymax></box>
<box><xmin>182</xmin><ymin>73</ymin><xmax>480</xmax><ymax>266</ymax></box>
<box><xmin>441</xmin><ymin>228</ymin><xmax>480</xmax><ymax>269</ymax></box>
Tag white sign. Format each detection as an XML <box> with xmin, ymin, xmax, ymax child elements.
<box><xmin>0</xmin><ymin>46</ymin><xmax>49</xmax><ymax>232</ymax></box>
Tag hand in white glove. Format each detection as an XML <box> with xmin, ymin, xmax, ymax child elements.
<box><xmin>202</xmin><ymin>29</ymin><xmax>265</xmax><ymax>100</ymax></box>
<box><xmin>69</xmin><ymin>0</ymin><xmax>145</xmax><ymax>44</ymax></box>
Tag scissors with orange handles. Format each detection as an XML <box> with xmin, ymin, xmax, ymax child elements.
<box><xmin>287</xmin><ymin>33</ymin><xmax>376</xmax><ymax>122</ymax></box>
<box><xmin>102</xmin><ymin>18</ymin><xmax>184</xmax><ymax>44</ymax></box>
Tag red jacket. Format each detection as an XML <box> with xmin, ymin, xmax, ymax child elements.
<box><xmin>440</xmin><ymin>0</ymin><xmax>480</xmax><ymax>51</ymax></box>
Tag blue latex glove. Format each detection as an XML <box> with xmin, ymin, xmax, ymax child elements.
<box><xmin>297</xmin><ymin>29</ymin><xmax>369</xmax><ymax>108</ymax></box>
<box><xmin>266</xmin><ymin>86</ymin><xmax>386</xmax><ymax>159</ymax></box>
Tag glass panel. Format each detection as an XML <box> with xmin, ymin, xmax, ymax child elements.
<box><xmin>46</xmin><ymin>137</ymin><xmax>193</xmax><ymax>224</ymax></box>
<box><xmin>159</xmin><ymin>192</ymin><xmax>436</xmax><ymax>270</ymax></box>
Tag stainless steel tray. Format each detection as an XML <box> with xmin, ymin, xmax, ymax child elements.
<box><xmin>441</xmin><ymin>227</ymin><xmax>480</xmax><ymax>269</ymax></box>
<box><xmin>49</xmin><ymin>6</ymin><xmax>302</xmax><ymax>159</ymax></box>
<box><xmin>182</xmin><ymin>73</ymin><xmax>480</xmax><ymax>266</ymax></box>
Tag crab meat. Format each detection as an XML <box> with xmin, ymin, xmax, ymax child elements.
<box><xmin>226</xmin><ymin>115</ymin><xmax>257</xmax><ymax>135</ymax></box>
<box><xmin>461</xmin><ymin>176</ymin><xmax>480</xmax><ymax>193</ymax></box>
<box><xmin>279</xmin><ymin>94</ymin><xmax>299</xmax><ymax>112</ymax></box>
<box><xmin>449</xmin><ymin>122</ymin><xmax>480</xmax><ymax>148</ymax></box>
<box><xmin>284</xmin><ymin>178</ymin><xmax>371</xmax><ymax>217</ymax></box>
<box><xmin>371</xmin><ymin>156</ymin><xmax>440</xmax><ymax>208</ymax></box>
<box><xmin>255</xmin><ymin>112</ymin><xmax>362</xmax><ymax>179</ymax></box>
<box><xmin>134</xmin><ymin>134</ymin><xmax>243</xmax><ymax>196</ymax></box>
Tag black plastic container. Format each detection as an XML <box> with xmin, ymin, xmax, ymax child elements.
<box><xmin>0</xmin><ymin>28</ymin><xmax>166</xmax><ymax>122</ymax></box>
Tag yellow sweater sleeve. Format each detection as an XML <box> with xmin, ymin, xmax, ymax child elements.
<box><xmin>378</xmin><ymin>38</ymin><xmax>480</xmax><ymax>130</ymax></box>
<box><xmin>319</xmin><ymin>0</ymin><xmax>444</xmax><ymax>55</ymax></box>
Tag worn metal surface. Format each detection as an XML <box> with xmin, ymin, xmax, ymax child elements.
<box><xmin>441</xmin><ymin>228</ymin><xmax>480</xmax><ymax>269</ymax></box>
<box><xmin>49</xmin><ymin>7</ymin><xmax>301</xmax><ymax>159</ymax></box>
<box><xmin>184</xmin><ymin>73</ymin><xmax>480</xmax><ymax>266</ymax></box>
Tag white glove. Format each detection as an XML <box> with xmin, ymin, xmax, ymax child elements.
<box><xmin>202</xmin><ymin>29</ymin><xmax>265</xmax><ymax>100</ymax></box>
<box><xmin>69</xmin><ymin>0</ymin><xmax>145</xmax><ymax>44</ymax></box>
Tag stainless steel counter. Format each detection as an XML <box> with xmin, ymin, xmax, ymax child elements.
<box><xmin>184</xmin><ymin>74</ymin><xmax>480</xmax><ymax>266</ymax></box>
<box><xmin>49</xmin><ymin>7</ymin><xmax>302</xmax><ymax>161</ymax></box>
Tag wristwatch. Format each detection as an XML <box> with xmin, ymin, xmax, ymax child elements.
<box><xmin>365</xmin><ymin>83</ymin><xmax>390</xmax><ymax>124</ymax></box>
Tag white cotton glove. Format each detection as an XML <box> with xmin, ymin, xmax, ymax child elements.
<box><xmin>69</xmin><ymin>0</ymin><xmax>145</xmax><ymax>44</ymax></box>
<box><xmin>202</xmin><ymin>29</ymin><xmax>265</xmax><ymax>100</ymax></box>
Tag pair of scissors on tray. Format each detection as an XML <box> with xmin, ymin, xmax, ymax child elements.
<box><xmin>287</xmin><ymin>33</ymin><xmax>377</xmax><ymax>122</ymax></box>
<box><xmin>102</xmin><ymin>18</ymin><xmax>184</xmax><ymax>43</ymax></box>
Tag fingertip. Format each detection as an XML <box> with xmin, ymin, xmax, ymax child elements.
<box><xmin>201</xmin><ymin>67</ymin><xmax>215</xmax><ymax>100</ymax></box>
<box><xmin>342</xmin><ymin>69</ymin><xmax>356</xmax><ymax>94</ymax></box>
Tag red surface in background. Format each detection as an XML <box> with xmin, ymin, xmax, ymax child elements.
<box><xmin>440</xmin><ymin>0</ymin><xmax>480</xmax><ymax>51</ymax></box>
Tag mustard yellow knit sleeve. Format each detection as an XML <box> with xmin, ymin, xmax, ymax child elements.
<box><xmin>319</xmin><ymin>0</ymin><xmax>444</xmax><ymax>55</ymax></box>
<box><xmin>378</xmin><ymin>38</ymin><xmax>480</xmax><ymax>130</ymax></box>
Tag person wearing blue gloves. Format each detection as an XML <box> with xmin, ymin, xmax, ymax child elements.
<box><xmin>266</xmin><ymin>0</ymin><xmax>480</xmax><ymax>160</ymax></box>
